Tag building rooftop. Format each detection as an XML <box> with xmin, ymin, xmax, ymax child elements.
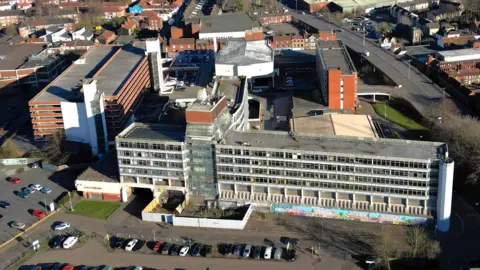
<box><xmin>200</xmin><ymin>12</ymin><xmax>259</xmax><ymax>34</ymax></box>
<box><xmin>436</xmin><ymin>48</ymin><xmax>480</xmax><ymax>62</ymax></box>
<box><xmin>316</xmin><ymin>40</ymin><xmax>356</xmax><ymax>74</ymax></box>
<box><xmin>77</xmin><ymin>150</ymin><xmax>119</xmax><ymax>183</ymax></box>
<box><xmin>292</xmin><ymin>114</ymin><xmax>377</xmax><ymax>138</ymax></box>
<box><xmin>216</xmin><ymin>40</ymin><xmax>272</xmax><ymax>65</ymax></box>
<box><xmin>0</xmin><ymin>44</ymin><xmax>46</xmax><ymax>70</ymax></box>
<box><xmin>32</xmin><ymin>43</ymin><xmax>146</xmax><ymax>103</ymax></box>
<box><xmin>223</xmin><ymin>130</ymin><xmax>444</xmax><ymax>160</ymax></box>
<box><xmin>118</xmin><ymin>123</ymin><xmax>186</xmax><ymax>141</ymax></box>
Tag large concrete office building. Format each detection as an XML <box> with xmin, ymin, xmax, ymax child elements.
<box><xmin>315</xmin><ymin>40</ymin><xmax>358</xmax><ymax>110</ymax></box>
<box><xmin>113</xmin><ymin>92</ymin><xmax>454</xmax><ymax>229</ymax></box>
<box><xmin>29</xmin><ymin>43</ymin><xmax>150</xmax><ymax>155</ymax></box>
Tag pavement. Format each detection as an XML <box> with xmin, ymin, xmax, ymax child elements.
<box><xmin>0</xmin><ymin>166</ymin><xmax>68</xmax><ymax>244</ymax></box>
<box><xmin>291</xmin><ymin>13</ymin><xmax>454</xmax><ymax>116</ymax></box>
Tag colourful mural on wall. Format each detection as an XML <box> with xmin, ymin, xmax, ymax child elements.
<box><xmin>271</xmin><ymin>204</ymin><xmax>428</xmax><ymax>225</ymax></box>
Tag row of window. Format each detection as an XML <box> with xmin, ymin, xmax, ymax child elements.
<box><xmin>120</xmin><ymin>168</ymin><xmax>184</xmax><ymax>178</ymax></box>
<box><xmin>119</xmin><ymin>159</ymin><xmax>184</xmax><ymax>168</ymax></box>
<box><xmin>217</xmin><ymin>149</ymin><xmax>433</xmax><ymax>169</ymax></box>
<box><xmin>217</xmin><ymin>175</ymin><xmax>433</xmax><ymax>197</ymax></box>
<box><xmin>118</xmin><ymin>141</ymin><xmax>182</xmax><ymax>151</ymax></box>
<box><xmin>217</xmin><ymin>165</ymin><xmax>430</xmax><ymax>179</ymax></box>
<box><xmin>217</xmin><ymin>173</ymin><xmax>435</xmax><ymax>188</ymax></box>
<box><xmin>118</xmin><ymin>151</ymin><xmax>183</xmax><ymax>160</ymax></box>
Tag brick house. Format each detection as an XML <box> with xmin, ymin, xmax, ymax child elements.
<box><xmin>0</xmin><ymin>10</ymin><xmax>23</xmax><ymax>26</ymax></box>
<box><xmin>19</xmin><ymin>17</ymin><xmax>74</xmax><ymax>38</ymax></box>
<box><xmin>139</xmin><ymin>10</ymin><xmax>162</xmax><ymax>30</ymax></box>
<box><xmin>245</xmin><ymin>27</ymin><xmax>264</xmax><ymax>41</ymax></box>
<box><xmin>291</xmin><ymin>35</ymin><xmax>305</xmax><ymax>49</ymax></box>
<box><xmin>167</xmin><ymin>38</ymin><xmax>195</xmax><ymax>52</ymax></box>
<box><xmin>102</xmin><ymin>6</ymin><xmax>126</xmax><ymax>19</ymax></box>
<box><xmin>95</xmin><ymin>30</ymin><xmax>117</xmax><ymax>44</ymax></box>
<box><xmin>120</xmin><ymin>19</ymin><xmax>139</xmax><ymax>35</ymax></box>
<box><xmin>271</xmin><ymin>35</ymin><xmax>291</xmax><ymax>49</ymax></box>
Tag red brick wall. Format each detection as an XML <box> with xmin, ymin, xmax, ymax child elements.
<box><xmin>341</xmin><ymin>73</ymin><xmax>357</xmax><ymax>109</ymax></box>
<box><xmin>319</xmin><ymin>32</ymin><xmax>336</xmax><ymax>41</ymax></box>
<box><xmin>103</xmin><ymin>193</ymin><xmax>121</xmax><ymax>201</ymax></box>
<box><xmin>309</xmin><ymin>1</ymin><xmax>328</xmax><ymax>13</ymax></box>
<box><xmin>328</xmin><ymin>69</ymin><xmax>341</xmax><ymax>109</ymax></box>
<box><xmin>171</xmin><ymin>27</ymin><xmax>183</xmax><ymax>39</ymax></box>
<box><xmin>245</xmin><ymin>31</ymin><xmax>264</xmax><ymax>41</ymax></box>
<box><xmin>327</xmin><ymin>69</ymin><xmax>357</xmax><ymax>109</ymax></box>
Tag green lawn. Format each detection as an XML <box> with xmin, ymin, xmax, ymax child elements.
<box><xmin>372</xmin><ymin>103</ymin><xmax>426</xmax><ymax>131</ymax></box>
<box><xmin>68</xmin><ymin>200</ymin><xmax>121</xmax><ymax>220</ymax></box>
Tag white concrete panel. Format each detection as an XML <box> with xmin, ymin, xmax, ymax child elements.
<box><xmin>61</xmin><ymin>101</ymin><xmax>90</xmax><ymax>144</ymax></box>
<box><xmin>437</xmin><ymin>158</ymin><xmax>454</xmax><ymax>232</ymax></box>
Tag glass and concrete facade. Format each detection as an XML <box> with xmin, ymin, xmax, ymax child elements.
<box><xmin>115</xmin><ymin>118</ymin><xmax>454</xmax><ymax>227</ymax></box>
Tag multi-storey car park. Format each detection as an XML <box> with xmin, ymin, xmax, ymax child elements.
<box><xmin>28</xmin><ymin>43</ymin><xmax>150</xmax><ymax>155</ymax></box>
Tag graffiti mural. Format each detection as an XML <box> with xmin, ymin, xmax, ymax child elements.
<box><xmin>271</xmin><ymin>204</ymin><xmax>428</xmax><ymax>225</ymax></box>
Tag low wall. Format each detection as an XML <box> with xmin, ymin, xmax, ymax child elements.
<box><xmin>172</xmin><ymin>204</ymin><xmax>253</xmax><ymax>230</ymax></box>
<box><xmin>271</xmin><ymin>204</ymin><xmax>428</xmax><ymax>225</ymax></box>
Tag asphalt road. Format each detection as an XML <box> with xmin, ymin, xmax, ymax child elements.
<box><xmin>293</xmin><ymin>13</ymin><xmax>448</xmax><ymax>115</ymax></box>
<box><xmin>0</xmin><ymin>167</ymin><xmax>67</xmax><ymax>243</ymax></box>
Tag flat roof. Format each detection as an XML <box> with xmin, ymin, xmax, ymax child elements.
<box><xmin>436</xmin><ymin>48</ymin><xmax>480</xmax><ymax>62</ymax></box>
<box><xmin>200</xmin><ymin>12</ymin><xmax>260</xmax><ymax>34</ymax></box>
<box><xmin>292</xmin><ymin>114</ymin><xmax>377</xmax><ymax>138</ymax></box>
<box><xmin>223</xmin><ymin>130</ymin><xmax>444</xmax><ymax>160</ymax></box>
<box><xmin>329</xmin><ymin>0</ymin><xmax>396</xmax><ymax>9</ymax></box>
<box><xmin>77</xmin><ymin>151</ymin><xmax>119</xmax><ymax>183</ymax></box>
<box><xmin>0</xmin><ymin>44</ymin><xmax>46</xmax><ymax>70</ymax></box>
<box><xmin>216</xmin><ymin>40</ymin><xmax>272</xmax><ymax>65</ymax></box>
<box><xmin>32</xmin><ymin>43</ymin><xmax>146</xmax><ymax>103</ymax></box>
<box><xmin>118</xmin><ymin>123</ymin><xmax>186</xmax><ymax>141</ymax></box>
<box><xmin>317</xmin><ymin>40</ymin><xmax>356</xmax><ymax>74</ymax></box>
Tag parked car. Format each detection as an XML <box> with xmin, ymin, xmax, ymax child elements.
<box><xmin>153</xmin><ymin>241</ymin><xmax>162</xmax><ymax>252</ymax></box>
<box><xmin>253</xmin><ymin>245</ymin><xmax>261</xmax><ymax>259</ymax></box>
<box><xmin>179</xmin><ymin>246</ymin><xmax>189</xmax><ymax>256</ymax></box>
<box><xmin>161</xmin><ymin>243</ymin><xmax>172</xmax><ymax>254</ymax></box>
<box><xmin>114</xmin><ymin>237</ymin><xmax>124</xmax><ymax>249</ymax></box>
<box><xmin>11</xmin><ymin>221</ymin><xmax>25</xmax><ymax>229</ymax></box>
<box><xmin>62</xmin><ymin>236</ymin><xmax>78</xmax><ymax>249</ymax></box>
<box><xmin>29</xmin><ymin>184</ymin><xmax>43</xmax><ymax>191</ymax></box>
<box><xmin>285</xmin><ymin>249</ymin><xmax>296</xmax><ymax>261</ymax></box>
<box><xmin>170</xmin><ymin>244</ymin><xmax>180</xmax><ymax>255</ymax></box>
<box><xmin>17</xmin><ymin>191</ymin><xmax>29</xmax><ymax>198</ymax></box>
<box><xmin>23</xmin><ymin>187</ymin><xmax>35</xmax><ymax>194</ymax></box>
<box><xmin>32</xmin><ymin>209</ymin><xmax>46</xmax><ymax>218</ymax></box>
<box><xmin>273</xmin><ymin>247</ymin><xmax>283</xmax><ymax>260</ymax></box>
<box><xmin>0</xmin><ymin>200</ymin><xmax>10</xmax><ymax>208</ymax></box>
<box><xmin>41</xmin><ymin>187</ymin><xmax>52</xmax><ymax>194</ymax></box>
<box><xmin>8</xmin><ymin>177</ymin><xmax>20</xmax><ymax>184</ymax></box>
<box><xmin>50</xmin><ymin>263</ymin><xmax>64</xmax><ymax>270</ymax></box>
<box><xmin>264</xmin><ymin>246</ymin><xmax>273</xmax><ymax>259</ymax></box>
<box><xmin>243</xmin><ymin>244</ymin><xmax>252</xmax><ymax>257</ymax></box>
<box><xmin>224</xmin><ymin>244</ymin><xmax>233</xmax><ymax>256</ymax></box>
<box><xmin>204</xmin><ymin>245</ymin><xmax>212</xmax><ymax>257</ymax></box>
<box><xmin>125</xmin><ymin>239</ymin><xmax>138</xmax><ymax>251</ymax></box>
<box><xmin>50</xmin><ymin>235</ymin><xmax>67</xmax><ymax>249</ymax></box>
<box><xmin>133</xmin><ymin>240</ymin><xmax>146</xmax><ymax>252</ymax></box>
<box><xmin>192</xmin><ymin>243</ymin><xmax>203</xmax><ymax>256</ymax></box>
<box><xmin>53</xmin><ymin>222</ymin><xmax>70</xmax><ymax>231</ymax></box>
<box><xmin>233</xmin><ymin>245</ymin><xmax>242</xmax><ymax>256</ymax></box>
<box><xmin>62</xmin><ymin>264</ymin><xmax>74</xmax><ymax>270</ymax></box>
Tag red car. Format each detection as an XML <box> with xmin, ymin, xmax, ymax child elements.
<box><xmin>62</xmin><ymin>265</ymin><xmax>74</xmax><ymax>270</ymax></box>
<box><xmin>32</xmin><ymin>209</ymin><xmax>45</xmax><ymax>218</ymax></box>
<box><xmin>153</xmin><ymin>241</ymin><xmax>163</xmax><ymax>252</ymax></box>
<box><xmin>8</xmin><ymin>177</ymin><xmax>20</xmax><ymax>184</ymax></box>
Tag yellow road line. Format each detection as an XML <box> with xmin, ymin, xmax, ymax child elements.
<box><xmin>0</xmin><ymin>210</ymin><xmax>57</xmax><ymax>249</ymax></box>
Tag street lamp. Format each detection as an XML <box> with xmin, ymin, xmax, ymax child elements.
<box><xmin>68</xmin><ymin>191</ymin><xmax>74</xmax><ymax>211</ymax></box>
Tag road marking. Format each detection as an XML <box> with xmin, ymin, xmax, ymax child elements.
<box><xmin>0</xmin><ymin>210</ymin><xmax>57</xmax><ymax>249</ymax></box>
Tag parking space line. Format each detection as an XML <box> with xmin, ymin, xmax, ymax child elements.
<box><xmin>0</xmin><ymin>210</ymin><xmax>57</xmax><ymax>249</ymax></box>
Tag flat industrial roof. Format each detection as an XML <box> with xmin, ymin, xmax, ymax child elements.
<box><xmin>118</xmin><ymin>123</ymin><xmax>186</xmax><ymax>141</ymax></box>
<box><xmin>216</xmin><ymin>40</ymin><xmax>272</xmax><ymax>65</ymax></box>
<box><xmin>32</xmin><ymin>43</ymin><xmax>146</xmax><ymax>103</ymax></box>
<box><xmin>77</xmin><ymin>151</ymin><xmax>119</xmax><ymax>183</ymax></box>
<box><xmin>223</xmin><ymin>130</ymin><xmax>443</xmax><ymax>160</ymax></box>
<box><xmin>199</xmin><ymin>12</ymin><xmax>260</xmax><ymax>34</ymax></box>
<box><xmin>0</xmin><ymin>44</ymin><xmax>46</xmax><ymax>70</ymax></box>
<box><xmin>329</xmin><ymin>0</ymin><xmax>396</xmax><ymax>9</ymax></box>
<box><xmin>317</xmin><ymin>40</ymin><xmax>356</xmax><ymax>74</ymax></box>
<box><xmin>436</xmin><ymin>48</ymin><xmax>480</xmax><ymax>62</ymax></box>
<box><xmin>292</xmin><ymin>114</ymin><xmax>377</xmax><ymax>138</ymax></box>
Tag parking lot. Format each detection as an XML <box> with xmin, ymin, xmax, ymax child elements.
<box><xmin>169</xmin><ymin>50</ymin><xmax>215</xmax><ymax>89</ymax></box>
<box><xmin>0</xmin><ymin>166</ymin><xmax>68</xmax><ymax>243</ymax></box>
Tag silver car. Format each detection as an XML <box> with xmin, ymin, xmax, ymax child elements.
<box><xmin>11</xmin><ymin>221</ymin><xmax>26</xmax><ymax>229</ymax></box>
<box><xmin>242</xmin><ymin>244</ymin><xmax>252</xmax><ymax>257</ymax></box>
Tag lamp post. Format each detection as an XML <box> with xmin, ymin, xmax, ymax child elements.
<box><xmin>68</xmin><ymin>191</ymin><xmax>74</xmax><ymax>211</ymax></box>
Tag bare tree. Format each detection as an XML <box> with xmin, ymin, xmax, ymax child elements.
<box><xmin>405</xmin><ymin>226</ymin><xmax>441</xmax><ymax>259</ymax></box>
<box><xmin>374</xmin><ymin>226</ymin><xmax>400</xmax><ymax>270</ymax></box>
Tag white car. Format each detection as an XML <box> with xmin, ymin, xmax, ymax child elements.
<box><xmin>62</xmin><ymin>236</ymin><xmax>78</xmax><ymax>249</ymax></box>
<box><xmin>125</xmin><ymin>239</ymin><xmax>138</xmax><ymax>251</ymax></box>
<box><xmin>29</xmin><ymin>184</ymin><xmax>42</xmax><ymax>191</ymax></box>
<box><xmin>264</xmin><ymin>246</ymin><xmax>273</xmax><ymax>259</ymax></box>
<box><xmin>179</xmin><ymin>246</ymin><xmax>189</xmax><ymax>256</ymax></box>
<box><xmin>53</xmin><ymin>222</ymin><xmax>71</xmax><ymax>231</ymax></box>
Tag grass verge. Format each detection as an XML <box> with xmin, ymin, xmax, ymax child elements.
<box><xmin>372</xmin><ymin>103</ymin><xmax>426</xmax><ymax>131</ymax></box>
<box><xmin>68</xmin><ymin>200</ymin><xmax>121</xmax><ymax>220</ymax></box>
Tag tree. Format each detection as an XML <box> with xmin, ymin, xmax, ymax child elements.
<box><xmin>374</xmin><ymin>226</ymin><xmax>399</xmax><ymax>270</ymax></box>
<box><xmin>5</xmin><ymin>25</ymin><xmax>18</xmax><ymax>37</ymax></box>
<box><xmin>405</xmin><ymin>226</ymin><xmax>441</xmax><ymax>259</ymax></box>
<box><xmin>235</xmin><ymin>0</ymin><xmax>244</xmax><ymax>11</ymax></box>
<box><xmin>376</xmin><ymin>22</ymin><xmax>392</xmax><ymax>35</ymax></box>
<box><xmin>0</xmin><ymin>140</ymin><xmax>20</xmax><ymax>158</ymax></box>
